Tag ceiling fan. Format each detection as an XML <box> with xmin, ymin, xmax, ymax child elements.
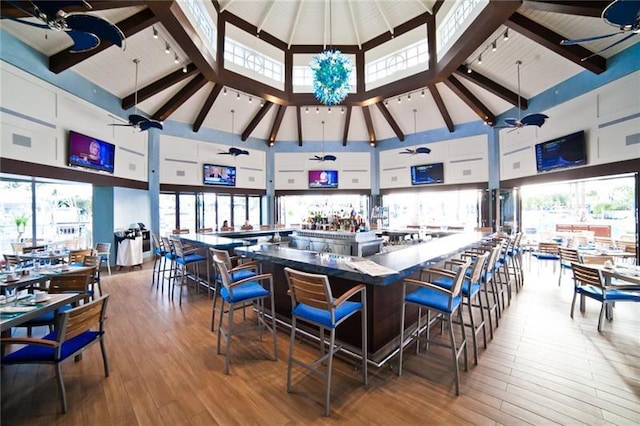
<box><xmin>494</xmin><ymin>61</ymin><xmax>549</xmax><ymax>130</ymax></box>
<box><xmin>309</xmin><ymin>121</ymin><xmax>337</xmax><ymax>161</ymax></box>
<box><xmin>218</xmin><ymin>110</ymin><xmax>249</xmax><ymax>156</ymax></box>
<box><xmin>399</xmin><ymin>109</ymin><xmax>431</xmax><ymax>155</ymax></box>
<box><xmin>2</xmin><ymin>0</ymin><xmax>125</xmax><ymax>53</ymax></box>
<box><xmin>110</xmin><ymin>59</ymin><xmax>163</xmax><ymax>131</ymax></box>
<box><xmin>560</xmin><ymin>0</ymin><xmax>640</xmax><ymax>60</ymax></box>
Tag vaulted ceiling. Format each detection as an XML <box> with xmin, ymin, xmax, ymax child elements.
<box><xmin>1</xmin><ymin>0</ymin><xmax>638</xmax><ymax>147</ymax></box>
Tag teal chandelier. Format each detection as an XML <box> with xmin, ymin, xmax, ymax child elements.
<box><xmin>310</xmin><ymin>0</ymin><xmax>352</xmax><ymax>106</ymax></box>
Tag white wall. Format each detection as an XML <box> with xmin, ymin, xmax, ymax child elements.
<box><xmin>0</xmin><ymin>61</ymin><xmax>148</xmax><ymax>182</ymax></box>
<box><xmin>113</xmin><ymin>187</ymin><xmax>151</xmax><ymax>231</ymax></box>
<box><xmin>159</xmin><ymin>134</ymin><xmax>267</xmax><ymax>189</ymax></box>
<box><xmin>274</xmin><ymin>152</ymin><xmax>371</xmax><ymax>190</ymax></box>
<box><xmin>500</xmin><ymin>70</ymin><xmax>640</xmax><ymax>181</ymax></box>
<box><xmin>378</xmin><ymin>134</ymin><xmax>489</xmax><ymax>189</ymax></box>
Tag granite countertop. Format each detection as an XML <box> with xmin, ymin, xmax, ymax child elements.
<box><xmin>235</xmin><ymin>232</ymin><xmax>487</xmax><ymax>286</ymax></box>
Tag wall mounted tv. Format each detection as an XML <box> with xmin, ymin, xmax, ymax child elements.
<box><xmin>67</xmin><ymin>130</ymin><xmax>116</xmax><ymax>174</ymax></box>
<box><xmin>203</xmin><ymin>164</ymin><xmax>236</xmax><ymax>186</ymax></box>
<box><xmin>411</xmin><ymin>163</ymin><xmax>444</xmax><ymax>185</ymax></box>
<box><xmin>535</xmin><ymin>130</ymin><xmax>587</xmax><ymax>173</ymax></box>
<box><xmin>309</xmin><ymin>170</ymin><xmax>338</xmax><ymax>188</ymax></box>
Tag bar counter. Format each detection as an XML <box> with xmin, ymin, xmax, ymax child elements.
<box><xmin>233</xmin><ymin>232</ymin><xmax>488</xmax><ymax>364</ymax></box>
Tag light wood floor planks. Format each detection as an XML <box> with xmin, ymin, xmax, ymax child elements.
<box><xmin>2</xmin><ymin>259</ymin><xmax>639</xmax><ymax>425</ymax></box>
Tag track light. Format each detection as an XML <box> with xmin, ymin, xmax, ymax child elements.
<box><xmin>316</xmin><ymin>107</ymin><xmax>319</xmax><ymax>113</ymax></box>
<box><xmin>341</xmin><ymin>107</ymin><xmax>344</xmax><ymax>114</ymax></box>
<box><xmin>492</xmin><ymin>41</ymin><xmax>497</xmax><ymax>52</ymax></box>
<box><xmin>165</xmin><ymin>42</ymin><xmax>170</xmax><ymax>54</ymax></box>
<box><xmin>305</xmin><ymin>106</ymin><xmax>309</xmax><ymax>113</ymax></box>
<box><xmin>249</xmin><ymin>97</ymin><xmax>252</xmax><ymax>103</ymax></box>
<box><xmin>503</xmin><ymin>29</ymin><xmax>509</xmax><ymax>41</ymax></box>
<box><xmin>182</xmin><ymin>65</ymin><xmax>187</xmax><ymax>73</ymax></box>
<box><xmin>152</xmin><ymin>27</ymin><xmax>158</xmax><ymax>39</ymax></box>
<box><xmin>328</xmin><ymin>107</ymin><xmax>331</xmax><ymax>114</ymax></box>
<box><xmin>260</xmin><ymin>100</ymin><xmax>264</xmax><ymax>107</ymax></box>
<box><xmin>421</xmin><ymin>90</ymin><xmax>425</xmax><ymax>97</ymax></box>
<box><xmin>397</xmin><ymin>97</ymin><xmax>401</xmax><ymax>104</ymax></box>
<box><xmin>408</xmin><ymin>94</ymin><xmax>411</xmax><ymax>101</ymax></box>
<box><xmin>478</xmin><ymin>54</ymin><xmax>482</xmax><ymax>65</ymax></box>
<box><xmin>236</xmin><ymin>92</ymin><xmax>240</xmax><ymax>100</ymax></box>
<box><xmin>466</xmin><ymin>65</ymin><xmax>472</xmax><ymax>74</ymax></box>
<box><xmin>384</xmin><ymin>100</ymin><xmax>389</xmax><ymax>106</ymax></box>
<box><xmin>223</xmin><ymin>88</ymin><xmax>227</xmax><ymax>95</ymax></box>
<box><xmin>174</xmin><ymin>53</ymin><xmax>179</xmax><ymax>64</ymax></box>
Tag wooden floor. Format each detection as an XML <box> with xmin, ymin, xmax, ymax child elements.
<box><xmin>2</xmin><ymin>259</ymin><xmax>639</xmax><ymax>425</ymax></box>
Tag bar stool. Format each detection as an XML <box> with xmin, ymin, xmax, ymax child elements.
<box><xmin>398</xmin><ymin>259</ymin><xmax>471</xmax><ymax>396</ymax></box>
<box><xmin>213</xmin><ymin>256</ymin><xmax>277</xmax><ymax>374</ymax></box>
<box><xmin>171</xmin><ymin>238</ymin><xmax>208</xmax><ymax>305</ymax></box>
<box><xmin>284</xmin><ymin>267</ymin><xmax>368</xmax><ymax>417</ymax></box>
<box><xmin>150</xmin><ymin>233</ymin><xmax>167</xmax><ymax>292</ymax></box>
<box><xmin>209</xmin><ymin>247</ymin><xmax>260</xmax><ymax>331</ymax></box>
<box><xmin>431</xmin><ymin>252</ymin><xmax>489</xmax><ymax>365</ymax></box>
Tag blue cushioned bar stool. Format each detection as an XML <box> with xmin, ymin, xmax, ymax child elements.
<box><xmin>284</xmin><ymin>267</ymin><xmax>368</xmax><ymax>417</ymax></box>
<box><xmin>171</xmin><ymin>238</ymin><xmax>208</xmax><ymax>305</ymax></box>
<box><xmin>398</xmin><ymin>259</ymin><xmax>471</xmax><ymax>396</ymax></box>
<box><xmin>431</xmin><ymin>252</ymin><xmax>489</xmax><ymax>365</ymax></box>
<box><xmin>209</xmin><ymin>247</ymin><xmax>259</xmax><ymax>331</ymax></box>
<box><xmin>1</xmin><ymin>295</ymin><xmax>110</xmax><ymax>413</ymax></box>
<box><xmin>151</xmin><ymin>233</ymin><xmax>168</xmax><ymax>292</ymax></box>
<box><xmin>213</xmin><ymin>255</ymin><xmax>277</xmax><ymax>374</ymax></box>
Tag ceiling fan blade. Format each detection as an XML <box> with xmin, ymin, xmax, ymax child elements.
<box><xmin>66</xmin><ymin>13</ymin><xmax>125</xmax><ymax>49</ymax></box>
<box><xmin>31</xmin><ymin>1</ymin><xmax>89</xmax><ymax>19</ymax></box>
<box><xmin>521</xmin><ymin>113</ymin><xmax>549</xmax><ymax>127</ymax></box>
<box><xmin>128</xmin><ymin>114</ymin><xmax>147</xmax><ymax>126</ymax></box>
<box><xmin>107</xmin><ymin>123</ymin><xmax>132</xmax><ymax>127</ymax></box>
<box><xmin>603</xmin><ymin>0</ymin><xmax>640</xmax><ymax>28</ymax></box>
<box><xmin>65</xmin><ymin>29</ymin><xmax>100</xmax><ymax>53</ymax></box>
<box><xmin>503</xmin><ymin>118</ymin><xmax>519</xmax><ymax>126</ymax></box>
<box><xmin>139</xmin><ymin>120</ymin><xmax>163</xmax><ymax>131</ymax></box>
<box><xmin>561</xmin><ymin>32</ymin><xmax>623</xmax><ymax>45</ymax></box>
<box><xmin>581</xmin><ymin>33</ymin><xmax>637</xmax><ymax>61</ymax></box>
<box><xmin>415</xmin><ymin>147</ymin><xmax>431</xmax><ymax>154</ymax></box>
<box><xmin>323</xmin><ymin>155</ymin><xmax>337</xmax><ymax>161</ymax></box>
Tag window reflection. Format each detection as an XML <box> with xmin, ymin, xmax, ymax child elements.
<box><xmin>384</xmin><ymin>190</ymin><xmax>480</xmax><ymax>229</ymax></box>
<box><xmin>159</xmin><ymin>193</ymin><xmax>176</xmax><ymax>236</ymax></box>
<box><xmin>178</xmin><ymin>193</ymin><xmax>196</xmax><ymax>232</ymax></box>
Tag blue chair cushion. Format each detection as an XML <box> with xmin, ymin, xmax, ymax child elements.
<box><xmin>220</xmin><ymin>281</ymin><xmax>269</xmax><ymax>303</ymax></box>
<box><xmin>176</xmin><ymin>254</ymin><xmax>206</xmax><ymax>265</ymax></box>
<box><xmin>216</xmin><ymin>269</ymin><xmax>256</xmax><ymax>284</ymax></box>
<box><xmin>577</xmin><ymin>286</ymin><xmax>640</xmax><ymax>302</ymax></box>
<box><xmin>164</xmin><ymin>253</ymin><xmax>176</xmax><ymax>261</ymax></box>
<box><xmin>1</xmin><ymin>330</ymin><xmax>103</xmax><ymax>364</ymax></box>
<box><xmin>405</xmin><ymin>286</ymin><xmax>461</xmax><ymax>313</ymax></box>
<box><xmin>533</xmin><ymin>253</ymin><xmax>560</xmax><ymax>260</ymax></box>
<box><xmin>432</xmin><ymin>277</ymin><xmax>480</xmax><ymax>297</ymax></box>
<box><xmin>560</xmin><ymin>261</ymin><xmax>573</xmax><ymax>269</ymax></box>
<box><xmin>292</xmin><ymin>300</ymin><xmax>362</xmax><ymax>329</ymax></box>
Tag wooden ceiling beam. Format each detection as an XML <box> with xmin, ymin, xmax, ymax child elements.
<box><xmin>268</xmin><ymin>105</ymin><xmax>287</xmax><ymax>146</ymax></box>
<box><xmin>49</xmin><ymin>8</ymin><xmax>158</xmax><ymax>74</ymax></box>
<box><xmin>521</xmin><ymin>1</ymin><xmax>609</xmax><ymax>18</ymax></box>
<box><xmin>242</xmin><ymin>102</ymin><xmax>273</xmax><ymax>141</ymax></box>
<box><xmin>454</xmin><ymin>66</ymin><xmax>528</xmax><ymax>109</ymax></box>
<box><xmin>342</xmin><ymin>106</ymin><xmax>352</xmax><ymax>147</ymax></box>
<box><xmin>362</xmin><ymin>106</ymin><xmax>376</xmax><ymax>146</ymax></box>
<box><xmin>428</xmin><ymin>84</ymin><xmax>454</xmax><ymax>133</ymax></box>
<box><xmin>506</xmin><ymin>12</ymin><xmax>606</xmax><ymax>74</ymax></box>
<box><xmin>296</xmin><ymin>106</ymin><xmax>303</xmax><ymax>147</ymax></box>
<box><xmin>444</xmin><ymin>75</ymin><xmax>496</xmax><ymax>125</ymax></box>
<box><xmin>375</xmin><ymin>102</ymin><xmax>405</xmax><ymax>141</ymax></box>
<box><xmin>122</xmin><ymin>63</ymin><xmax>198</xmax><ymax>110</ymax></box>
<box><xmin>193</xmin><ymin>84</ymin><xmax>223</xmax><ymax>132</ymax></box>
<box><xmin>152</xmin><ymin>74</ymin><xmax>207</xmax><ymax>121</ymax></box>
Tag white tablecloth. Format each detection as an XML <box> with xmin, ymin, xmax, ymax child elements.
<box><xmin>116</xmin><ymin>236</ymin><xmax>143</xmax><ymax>266</ymax></box>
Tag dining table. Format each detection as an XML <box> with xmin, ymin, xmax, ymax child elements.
<box><xmin>0</xmin><ymin>265</ymin><xmax>93</xmax><ymax>295</ymax></box>
<box><xmin>0</xmin><ymin>292</ymin><xmax>84</xmax><ymax>333</ymax></box>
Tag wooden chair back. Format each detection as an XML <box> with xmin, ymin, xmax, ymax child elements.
<box><xmin>580</xmin><ymin>255</ymin><xmax>613</xmax><ymax>265</ymax></box>
<box><xmin>284</xmin><ymin>267</ymin><xmax>332</xmax><ymax>311</ymax></box>
<box><xmin>210</xmin><ymin>248</ymin><xmax>233</xmax><ymax>269</ymax></box>
<box><xmin>537</xmin><ymin>242</ymin><xmax>560</xmax><ymax>255</ymax></box>
<box><xmin>3</xmin><ymin>254</ymin><xmax>22</xmax><ymax>268</ymax></box>
<box><xmin>559</xmin><ymin>247</ymin><xmax>580</xmax><ymax>264</ymax></box>
<box><xmin>570</xmin><ymin>263</ymin><xmax>603</xmax><ymax>289</ymax></box>
<box><xmin>197</xmin><ymin>227</ymin><xmax>213</xmax><ymax>233</ymax></box>
<box><xmin>82</xmin><ymin>255</ymin><xmax>101</xmax><ymax>269</ymax></box>
<box><xmin>57</xmin><ymin>295</ymin><xmax>109</xmax><ymax>343</ymax></box>
<box><xmin>68</xmin><ymin>248</ymin><xmax>94</xmax><ymax>264</ymax></box>
<box><xmin>172</xmin><ymin>229</ymin><xmax>190</xmax><ymax>235</ymax></box>
<box><xmin>48</xmin><ymin>271</ymin><xmax>94</xmax><ymax>295</ymax></box>
<box><xmin>594</xmin><ymin>237</ymin><xmax>613</xmax><ymax>249</ymax></box>
<box><xmin>95</xmin><ymin>242</ymin><xmax>111</xmax><ymax>254</ymax></box>
<box><xmin>151</xmin><ymin>233</ymin><xmax>163</xmax><ymax>252</ymax></box>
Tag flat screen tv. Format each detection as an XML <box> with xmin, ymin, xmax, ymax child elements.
<box><xmin>535</xmin><ymin>130</ymin><xmax>587</xmax><ymax>173</ymax></box>
<box><xmin>67</xmin><ymin>130</ymin><xmax>115</xmax><ymax>174</ymax></box>
<box><xmin>308</xmin><ymin>170</ymin><xmax>338</xmax><ymax>188</ymax></box>
<box><xmin>203</xmin><ymin>163</ymin><xmax>236</xmax><ymax>186</ymax></box>
<box><xmin>411</xmin><ymin>163</ymin><xmax>444</xmax><ymax>185</ymax></box>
